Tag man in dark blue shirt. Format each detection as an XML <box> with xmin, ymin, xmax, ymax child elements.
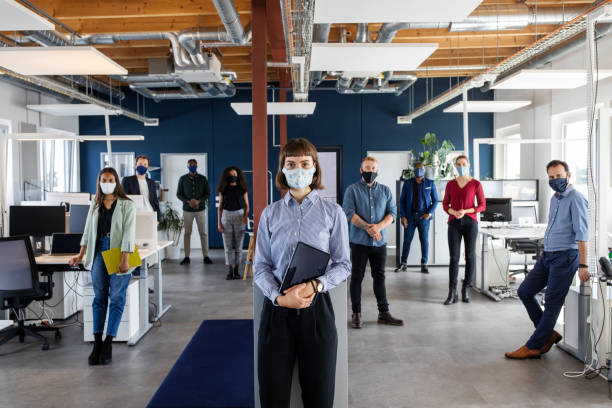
<box><xmin>395</xmin><ymin>162</ymin><xmax>438</xmax><ymax>274</ymax></box>
<box><xmin>505</xmin><ymin>160</ymin><xmax>589</xmax><ymax>360</ymax></box>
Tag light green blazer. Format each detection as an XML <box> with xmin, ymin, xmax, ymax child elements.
<box><xmin>80</xmin><ymin>198</ymin><xmax>136</xmax><ymax>273</ymax></box>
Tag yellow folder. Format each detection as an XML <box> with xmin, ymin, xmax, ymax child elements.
<box><xmin>101</xmin><ymin>246</ymin><xmax>142</xmax><ymax>275</ymax></box>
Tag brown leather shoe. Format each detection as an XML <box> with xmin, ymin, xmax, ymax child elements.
<box><xmin>504</xmin><ymin>345</ymin><xmax>541</xmax><ymax>359</ymax></box>
<box><xmin>377</xmin><ymin>311</ymin><xmax>404</xmax><ymax>326</ymax></box>
<box><xmin>540</xmin><ymin>330</ymin><xmax>562</xmax><ymax>354</ymax></box>
<box><xmin>351</xmin><ymin>313</ymin><xmax>362</xmax><ymax>329</ymax></box>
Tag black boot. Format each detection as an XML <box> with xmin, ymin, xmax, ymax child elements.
<box><xmin>462</xmin><ymin>284</ymin><xmax>470</xmax><ymax>303</ymax></box>
<box><xmin>444</xmin><ymin>288</ymin><xmax>458</xmax><ymax>305</ymax></box>
<box><xmin>100</xmin><ymin>335</ymin><xmax>113</xmax><ymax>365</ymax></box>
<box><xmin>88</xmin><ymin>333</ymin><xmax>103</xmax><ymax>366</ymax></box>
<box><xmin>233</xmin><ymin>265</ymin><xmax>241</xmax><ymax>280</ymax></box>
<box><xmin>226</xmin><ymin>266</ymin><xmax>234</xmax><ymax>280</ymax></box>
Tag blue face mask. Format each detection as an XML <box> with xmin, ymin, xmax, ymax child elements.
<box><xmin>456</xmin><ymin>166</ymin><xmax>470</xmax><ymax>177</ymax></box>
<box><xmin>136</xmin><ymin>165</ymin><xmax>148</xmax><ymax>175</ymax></box>
<box><xmin>414</xmin><ymin>168</ymin><xmax>425</xmax><ymax>178</ymax></box>
<box><xmin>282</xmin><ymin>167</ymin><xmax>316</xmax><ymax>189</ymax></box>
<box><xmin>188</xmin><ymin>165</ymin><xmax>198</xmax><ymax>173</ymax></box>
<box><xmin>549</xmin><ymin>177</ymin><xmax>568</xmax><ymax>193</ymax></box>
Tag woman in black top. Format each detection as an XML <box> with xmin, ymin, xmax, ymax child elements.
<box><xmin>217</xmin><ymin>166</ymin><xmax>250</xmax><ymax>280</ymax></box>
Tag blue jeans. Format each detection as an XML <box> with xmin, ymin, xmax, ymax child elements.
<box><xmin>91</xmin><ymin>236</ymin><xmax>132</xmax><ymax>337</ymax></box>
<box><xmin>400</xmin><ymin>213</ymin><xmax>431</xmax><ymax>264</ymax></box>
<box><xmin>517</xmin><ymin>250</ymin><xmax>579</xmax><ymax>349</ymax></box>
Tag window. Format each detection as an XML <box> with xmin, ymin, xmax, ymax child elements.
<box><xmin>495</xmin><ymin>124</ymin><xmax>521</xmax><ymax>179</ymax></box>
<box><xmin>38</xmin><ymin>128</ymin><xmax>79</xmax><ymax>194</ymax></box>
<box><xmin>100</xmin><ymin>152</ymin><xmax>135</xmax><ymax>179</ymax></box>
<box><xmin>562</xmin><ymin>120</ymin><xmax>589</xmax><ymax>197</ymax></box>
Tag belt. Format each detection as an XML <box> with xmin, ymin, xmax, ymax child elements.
<box><xmin>544</xmin><ymin>248</ymin><xmax>577</xmax><ymax>254</ymax></box>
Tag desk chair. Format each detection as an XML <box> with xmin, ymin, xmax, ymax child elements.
<box><xmin>506</xmin><ymin>238</ymin><xmax>543</xmax><ymax>278</ymax></box>
<box><xmin>0</xmin><ymin>236</ymin><xmax>61</xmax><ymax>351</ymax></box>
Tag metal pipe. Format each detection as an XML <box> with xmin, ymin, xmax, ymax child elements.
<box><xmin>212</xmin><ymin>0</ymin><xmax>251</xmax><ymax>45</ymax></box>
<box><xmin>355</xmin><ymin>23</ymin><xmax>368</xmax><ymax>43</ymax></box>
<box><xmin>394</xmin><ymin>76</ymin><xmax>417</xmax><ymax>96</ymax></box>
<box><xmin>310</xmin><ymin>24</ymin><xmax>331</xmax><ymax>87</ymax></box>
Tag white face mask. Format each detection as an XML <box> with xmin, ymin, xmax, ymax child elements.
<box><xmin>282</xmin><ymin>167</ymin><xmax>316</xmax><ymax>189</ymax></box>
<box><xmin>100</xmin><ymin>182</ymin><xmax>116</xmax><ymax>195</ymax></box>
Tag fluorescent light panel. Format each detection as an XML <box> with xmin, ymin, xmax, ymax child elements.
<box><xmin>231</xmin><ymin>102</ymin><xmax>316</xmax><ymax>116</ymax></box>
<box><xmin>313</xmin><ymin>0</ymin><xmax>482</xmax><ymax>23</ymax></box>
<box><xmin>27</xmin><ymin>104</ymin><xmax>123</xmax><ymax>117</ymax></box>
<box><xmin>0</xmin><ymin>46</ymin><xmax>128</xmax><ymax>75</ymax></box>
<box><xmin>310</xmin><ymin>43</ymin><xmax>438</xmax><ymax>72</ymax></box>
<box><xmin>77</xmin><ymin>135</ymin><xmax>144</xmax><ymax>141</ymax></box>
<box><xmin>443</xmin><ymin>100</ymin><xmax>532</xmax><ymax>113</ymax></box>
<box><xmin>0</xmin><ymin>0</ymin><xmax>54</xmax><ymax>31</ymax></box>
<box><xmin>491</xmin><ymin>69</ymin><xmax>612</xmax><ymax>90</ymax></box>
<box><xmin>2</xmin><ymin>133</ymin><xmax>144</xmax><ymax>141</ymax></box>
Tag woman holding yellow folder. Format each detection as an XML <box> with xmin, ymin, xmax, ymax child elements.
<box><xmin>69</xmin><ymin>167</ymin><xmax>136</xmax><ymax>366</ymax></box>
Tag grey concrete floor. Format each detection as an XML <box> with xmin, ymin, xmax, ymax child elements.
<box><xmin>0</xmin><ymin>250</ymin><xmax>610</xmax><ymax>408</ymax></box>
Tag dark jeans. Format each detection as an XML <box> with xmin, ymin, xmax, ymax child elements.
<box><xmin>349</xmin><ymin>243</ymin><xmax>389</xmax><ymax>313</ymax></box>
<box><xmin>517</xmin><ymin>250</ymin><xmax>579</xmax><ymax>350</ymax></box>
<box><xmin>400</xmin><ymin>213</ymin><xmax>431</xmax><ymax>264</ymax></box>
<box><xmin>447</xmin><ymin>217</ymin><xmax>478</xmax><ymax>290</ymax></box>
<box><xmin>258</xmin><ymin>293</ymin><xmax>337</xmax><ymax>408</ymax></box>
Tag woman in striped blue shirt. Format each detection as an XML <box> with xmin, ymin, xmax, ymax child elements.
<box><xmin>254</xmin><ymin>138</ymin><xmax>351</xmax><ymax>408</ymax></box>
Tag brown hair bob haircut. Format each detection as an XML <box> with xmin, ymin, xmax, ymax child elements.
<box><xmin>275</xmin><ymin>138</ymin><xmax>324</xmax><ymax>191</ymax></box>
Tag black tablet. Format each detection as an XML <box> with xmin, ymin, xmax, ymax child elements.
<box><xmin>280</xmin><ymin>242</ymin><xmax>330</xmax><ymax>293</ymax></box>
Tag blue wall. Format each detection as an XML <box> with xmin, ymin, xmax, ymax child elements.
<box><xmin>80</xmin><ymin>79</ymin><xmax>494</xmax><ymax>248</ymax></box>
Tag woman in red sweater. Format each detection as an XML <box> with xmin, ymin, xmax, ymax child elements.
<box><xmin>442</xmin><ymin>155</ymin><xmax>486</xmax><ymax>305</ymax></box>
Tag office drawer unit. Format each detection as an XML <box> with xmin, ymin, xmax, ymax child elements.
<box><xmin>82</xmin><ymin>279</ymin><xmax>139</xmax><ymax>342</ymax></box>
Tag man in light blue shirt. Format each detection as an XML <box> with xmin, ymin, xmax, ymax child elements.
<box><xmin>506</xmin><ymin>160</ymin><xmax>590</xmax><ymax>360</ymax></box>
<box><xmin>343</xmin><ymin>156</ymin><xmax>402</xmax><ymax>329</ymax></box>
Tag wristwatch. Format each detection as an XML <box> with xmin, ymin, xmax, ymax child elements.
<box><xmin>579</xmin><ymin>264</ymin><xmax>589</xmax><ymax>269</ymax></box>
<box><xmin>311</xmin><ymin>279</ymin><xmax>323</xmax><ymax>293</ymax></box>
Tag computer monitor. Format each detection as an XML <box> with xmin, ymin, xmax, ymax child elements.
<box><xmin>69</xmin><ymin>204</ymin><xmax>90</xmax><ymax>234</ymax></box>
<box><xmin>9</xmin><ymin>206</ymin><xmax>66</xmax><ymax>237</ymax></box>
<box><xmin>510</xmin><ymin>205</ymin><xmax>538</xmax><ymax>225</ymax></box>
<box><xmin>481</xmin><ymin>198</ymin><xmax>513</xmax><ymax>222</ymax></box>
<box><xmin>51</xmin><ymin>233</ymin><xmax>83</xmax><ymax>255</ymax></box>
<box><xmin>0</xmin><ymin>236</ymin><xmax>37</xmax><ymax>295</ymax></box>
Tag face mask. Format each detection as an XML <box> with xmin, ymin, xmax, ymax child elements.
<box><xmin>100</xmin><ymin>182</ymin><xmax>116</xmax><ymax>195</ymax></box>
<box><xmin>362</xmin><ymin>171</ymin><xmax>378</xmax><ymax>183</ymax></box>
<box><xmin>414</xmin><ymin>168</ymin><xmax>425</xmax><ymax>178</ymax></box>
<box><xmin>228</xmin><ymin>175</ymin><xmax>238</xmax><ymax>183</ymax></box>
<box><xmin>456</xmin><ymin>166</ymin><xmax>470</xmax><ymax>177</ymax></box>
<box><xmin>136</xmin><ymin>165</ymin><xmax>148</xmax><ymax>176</ymax></box>
<box><xmin>549</xmin><ymin>178</ymin><xmax>568</xmax><ymax>193</ymax></box>
<box><xmin>188</xmin><ymin>165</ymin><xmax>197</xmax><ymax>173</ymax></box>
<box><xmin>282</xmin><ymin>167</ymin><xmax>316</xmax><ymax>189</ymax></box>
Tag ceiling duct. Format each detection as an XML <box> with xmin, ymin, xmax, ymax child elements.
<box><xmin>212</xmin><ymin>0</ymin><xmax>252</xmax><ymax>45</ymax></box>
<box><xmin>309</xmin><ymin>24</ymin><xmax>331</xmax><ymax>87</ymax></box>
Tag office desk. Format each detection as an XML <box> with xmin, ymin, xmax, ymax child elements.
<box><xmin>477</xmin><ymin>225</ymin><xmax>547</xmax><ymax>301</ymax></box>
<box><xmin>36</xmin><ymin>241</ymin><xmax>173</xmax><ymax>346</ymax></box>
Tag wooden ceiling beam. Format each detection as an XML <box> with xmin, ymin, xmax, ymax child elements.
<box><xmin>28</xmin><ymin>0</ymin><xmax>251</xmax><ymax>20</ymax></box>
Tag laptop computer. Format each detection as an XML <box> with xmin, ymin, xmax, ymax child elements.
<box><xmin>280</xmin><ymin>242</ymin><xmax>330</xmax><ymax>293</ymax></box>
<box><xmin>51</xmin><ymin>233</ymin><xmax>83</xmax><ymax>255</ymax></box>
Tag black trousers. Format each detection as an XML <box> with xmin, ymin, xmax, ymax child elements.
<box><xmin>447</xmin><ymin>217</ymin><xmax>479</xmax><ymax>290</ymax></box>
<box><xmin>258</xmin><ymin>292</ymin><xmax>337</xmax><ymax>408</ymax></box>
<box><xmin>349</xmin><ymin>243</ymin><xmax>389</xmax><ymax>314</ymax></box>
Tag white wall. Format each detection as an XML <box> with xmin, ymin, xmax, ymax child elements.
<box><xmin>494</xmin><ymin>33</ymin><xmax>612</xmax><ymax>235</ymax></box>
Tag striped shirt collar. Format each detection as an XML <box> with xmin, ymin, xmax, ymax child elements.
<box><xmin>283</xmin><ymin>189</ymin><xmax>320</xmax><ymax>206</ymax></box>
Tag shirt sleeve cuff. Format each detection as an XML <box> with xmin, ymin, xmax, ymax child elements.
<box><xmin>269</xmin><ymin>288</ymin><xmax>281</xmax><ymax>305</ymax></box>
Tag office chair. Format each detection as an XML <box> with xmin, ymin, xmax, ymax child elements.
<box><xmin>507</xmin><ymin>238</ymin><xmax>543</xmax><ymax>277</ymax></box>
<box><xmin>0</xmin><ymin>236</ymin><xmax>61</xmax><ymax>351</ymax></box>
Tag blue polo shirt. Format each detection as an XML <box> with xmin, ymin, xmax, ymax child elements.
<box><xmin>342</xmin><ymin>181</ymin><xmax>397</xmax><ymax>247</ymax></box>
<box><xmin>543</xmin><ymin>185</ymin><xmax>588</xmax><ymax>252</ymax></box>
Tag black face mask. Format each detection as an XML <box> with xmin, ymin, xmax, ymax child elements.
<box><xmin>228</xmin><ymin>175</ymin><xmax>238</xmax><ymax>183</ymax></box>
<box><xmin>362</xmin><ymin>171</ymin><xmax>378</xmax><ymax>183</ymax></box>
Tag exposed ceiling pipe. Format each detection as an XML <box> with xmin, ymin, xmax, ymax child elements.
<box><xmin>394</xmin><ymin>75</ymin><xmax>417</xmax><ymax>96</ymax></box>
<box><xmin>355</xmin><ymin>23</ymin><xmax>368</xmax><ymax>43</ymax></box>
<box><xmin>211</xmin><ymin>0</ymin><xmax>251</xmax><ymax>45</ymax></box>
<box><xmin>337</xmin><ymin>86</ymin><xmax>401</xmax><ymax>94</ymax></box>
<box><xmin>200</xmin><ymin>82</ymin><xmax>221</xmax><ymax>96</ymax></box>
<box><xmin>337</xmin><ymin>24</ymin><xmax>369</xmax><ymax>93</ymax></box>
<box><xmin>133</xmin><ymin>83</ymin><xmax>237</xmax><ymax>101</ymax></box>
<box><xmin>310</xmin><ymin>24</ymin><xmax>331</xmax><ymax>87</ymax></box>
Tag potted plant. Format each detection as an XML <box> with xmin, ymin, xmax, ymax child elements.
<box><xmin>159</xmin><ymin>202</ymin><xmax>184</xmax><ymax>260</ymax></box>
<box><xmin>403</xmin><ymin>133</ymin><xmax>455</xmax><ymax>180</ymax></box>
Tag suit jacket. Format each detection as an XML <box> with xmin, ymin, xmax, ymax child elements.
<box><xmin>399</xmin><ymin>177</ymin><xmax>438</xmax><ymax>218</ymax></box>
<box><xmin>121</xmin><ymin>175</ymin><xmax>161</xmax><ymax>222</ymax></box>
